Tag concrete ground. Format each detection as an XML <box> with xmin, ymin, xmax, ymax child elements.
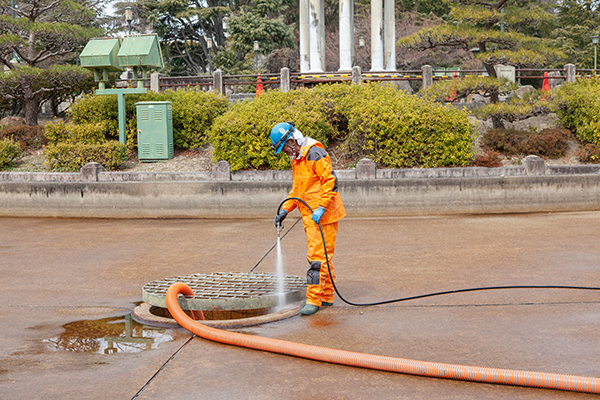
<box><xmin>1</xmin><ymin>212</ymin><xmax>600</xmax><ymax>399</ymax></box>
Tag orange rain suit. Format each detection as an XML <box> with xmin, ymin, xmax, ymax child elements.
<box><xmin>281</xmin><ymin>137</ymin><xmax>346</xmax><ymax>307</ymax></box>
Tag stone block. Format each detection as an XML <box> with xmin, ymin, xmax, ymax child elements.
<box><xmin>81</xmin><ymin>162</ymin><xmax>104</xmax><ymax>181</ymax></box>
<box><xmin>212</xmin><ymin>160</ymin><xmax>231</xmax><ymax>181</ymax></box>
<box><xmin>356</xmin><ymin>158</ymin><xmax>376</xmax><ymax>180</ymax></box>
<box><xmin>494</xmin><ymin>64</ymin><xmax>516</xmax><ymax>82</ymax></box>
<box><xmin>522</xmin><ymin>155</ymin><xmax>545</xmax><ymax>176</ymax></box>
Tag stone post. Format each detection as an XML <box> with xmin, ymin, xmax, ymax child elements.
<box><xmin>522</xmin><ymin>155</ymin><xmax>545</xmax><ymax>176</ymax></box>
<box><xmin>213</xmin><ymin>69</ymin><xmax>224</xmax><ymax>94</ymax></box>
<box><xmin>548</xmin><ymin>71</ymin><xmax>562</xmax><ymax>89</ymax></box>
<box><xmin>351</xmin><ymin>66</ymin><xmax>362</xmax><ymax>85</ymax></box>
<box><xmin>212</xmin><ymin>160</ymin><xmax>231</xmax><ymax>181</ymax></box>
<box><xmin>356</xmin><ymin>158</ymin><xmax>376</xmax><ymax>179</ymax></box>
<box><xmin>565</xmin><ymin>64</ymin><xmax>576</xmax><ymax>83</ymax></box>
<box><xmin>81</xmin><ymin>162</ymin><xmax>104</xmax><ymax>181</ymax></box>
<box><xmin>494</xmin><ymin>64</ymin><xmax>515</xmax><ymax>82</ymax></box>
<box><xmin>280</xmin><ymin>68</ymin><xmax>290</xmax><ymax>92</ymax></box>
<box><xmin>422</xmin><ymin>65</ymin><xmax>433</xmax><ymax>89</ymax></box>
<box><xmin>150</xmin><ymin>72</ymin><xmax>161</xmax><ymax>93</ymax></box>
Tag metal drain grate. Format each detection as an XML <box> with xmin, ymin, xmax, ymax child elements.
<box><xmin>143</xmin><ymin>272</ymin><xmax>307</xmax><ymax>311</ymax></box>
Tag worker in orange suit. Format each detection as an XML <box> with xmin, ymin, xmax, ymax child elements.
<box><xmin>270</xmin><ymin>122</ymin><xmax>346</xmax><ymax>315</ymax></box>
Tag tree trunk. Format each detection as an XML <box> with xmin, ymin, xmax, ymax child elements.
<box><xmin>483</xmin><ymin>62</ymin><xmax>497</xmax><ymax>78</ymax></box>
<box><xmin>24</xmin><ymin>97</ymin><xmax>38</xmax><ymax>126</ymax></box>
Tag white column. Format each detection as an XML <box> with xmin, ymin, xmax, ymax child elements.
<box><xmin>384</xmin><ymin>0</ymin><xmax>395</xmax><ymax>71</ymax></box>
<box><xmin>299</xmin><ymin>0</ymin><xmax>310</xmax><ymax>73</ymax></box>
<box><xmin>370</xmin><ymin>0</ymin><xmax>384</xmax><ymax>71</ymax></box>
<box><xmin>318</xmin><ymin>0</ymin><xmax>326</xmax><ymax>71</ymax></box>
<box><xmin>338</xmin><ymin>0</ymin><xmax>353</xmax><ymax>71</ymax></box>
<box><xmin>309</xmin><ymin>0</ymin><xmax>324</xmax><ymax>72</ymax></box>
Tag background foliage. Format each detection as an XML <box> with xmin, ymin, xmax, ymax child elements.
<box><xmin>211</xmin><ymin>82</ymin><xmax>475</xmax><ymax>171</ymax></box>
<box><xmin>70</xmin><ymin>89</ymin><xmax>230</xmax><ymax>151</ymax></box>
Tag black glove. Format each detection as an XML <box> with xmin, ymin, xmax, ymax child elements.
<box><xmin>274</xmin><ymin>210</ymin><xmax>288</xmax><ymax>228</ymax></box>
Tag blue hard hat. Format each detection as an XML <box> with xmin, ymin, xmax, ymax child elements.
<box><xmin>270</xmin><ymin>122</ymin><xmax>295</xmax><ymax>154</ymax></box>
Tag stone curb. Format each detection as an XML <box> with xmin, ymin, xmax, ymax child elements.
<box><xmin>2</xmin><ymin>156</ymin><xmax>599</xmax><ymax>183</ymax></box>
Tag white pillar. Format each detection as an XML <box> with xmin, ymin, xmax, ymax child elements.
<box><xmin>299</xmin><ymin>0</ymin><xmax>310</xmax><ymax>73</ymax></box>
<box><xmin>370</xmin><ymin>0</ymin><xmax>384</xmax><ymax>71</ymax></box>
<box><xmin>338</xmin><ymin>0</ymin><xmax>353</xmax><ymax>71</ymax></box>
<box><xmin>384</xmin><ymin>0</ymin><xmax>395</xmax><ymax>71</ymax></box>
<box><xmin>309</xmin><ymin>0</ymin><xmax>324</xmax><ymax>72</ymax></box>
<box><xmin>318</xmin><ymin>0</ymin><xmax>326</xmax><ymax>71</ymax></box>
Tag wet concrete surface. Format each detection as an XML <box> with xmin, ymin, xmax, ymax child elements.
<box><xmin>1</xmin><ymin>212</ymin><xmax>600</xmax><ymax>399</ymax></box>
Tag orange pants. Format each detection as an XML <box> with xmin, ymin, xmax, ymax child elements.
<box><xmin>304</xmin><ymin>221</ymin><xmax>338</xmax><ymax>307</ymax></box>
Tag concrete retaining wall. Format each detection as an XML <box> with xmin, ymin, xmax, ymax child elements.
<box><xmin>1</xmin><ymin>157</ymin><xmax>600</xmax><ymax>218</ymax></box>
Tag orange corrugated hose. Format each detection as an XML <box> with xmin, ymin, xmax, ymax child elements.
<box><xmin>166</xmin><ymin>282</ymin><xmax>600</xmax><ymax>394</ymax></box>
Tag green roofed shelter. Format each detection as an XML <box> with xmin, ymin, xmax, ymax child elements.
<box><xmin>79</xmin><ymin>38</ymin><xmax>123</xmax><ymax>72</ymax></box>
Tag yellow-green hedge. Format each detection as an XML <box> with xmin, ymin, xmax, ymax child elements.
<box><xmin>554</xmin><ymin>77</ymin><xmax>600</xmax><ymax>145</ymax></box>
<box><xmin>43</xmin><ymin>120</ymin><xmax>127</xmax><ymax>171</ymax></box>
<box><xmin>0</xmin><ymin>138</ymin><xmax>22</xmax><ymax>169</ymax></box>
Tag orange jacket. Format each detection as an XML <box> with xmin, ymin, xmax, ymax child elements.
<box><xmin>282</xmin><ymin>138</ymin><xmax>346</xmax><ymax>225</ymax></box>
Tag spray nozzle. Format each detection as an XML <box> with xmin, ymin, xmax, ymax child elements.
<box><xmin>277</xmin><ymin>223</ymin><xmax>281</xmax><ymax>239</ymax></box>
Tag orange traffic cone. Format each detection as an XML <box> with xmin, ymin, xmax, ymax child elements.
<box><xmin>541</xmin><ymin>71</ymin><xmax>550</xmax><ymax>99</ymax></box>
<box><xmin>256</xmin><ymin>74</ymin><xmax>264</xmax><ymax>97</ymax></box>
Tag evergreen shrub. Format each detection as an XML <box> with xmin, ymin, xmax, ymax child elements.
<box><xmin>554</xmin><ymin>77</ymin><xmax>600</xmax><ymax>145</ymax></box>
<box><xmin>0</xmin><ymin>138</ymin><xmax>22</xmax><ymax>169</ymax></box>
<box><xmin>210</xmin><ymin>87</ymin><xmax>339</xmax><ymax>171</ymax></box>
<box><xmin>43</xmin><ymin>120</ymin><xmax>127</xmax><ymax>171</ymax></box>
<box><xmin>210</xmin><ymin>82</ymin><xmax>475</xmax><ymax>171</ymax></box>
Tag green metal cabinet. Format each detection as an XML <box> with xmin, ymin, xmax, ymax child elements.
<box><xmin>136</xmin><ymin>101</ymin><xmax>174</xmax><ymax>161</ymax></box>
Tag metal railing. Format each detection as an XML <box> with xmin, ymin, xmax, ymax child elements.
<box><xmin>113</xmin><ymin>64</ymin><xmax>592</xmax><ymax>96</ymax></box>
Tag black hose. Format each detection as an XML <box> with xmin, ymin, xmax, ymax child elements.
<box><xmin>277</xmin><ymin>197</ymin><xmax>600</xmax><ymax>307</ymax></box>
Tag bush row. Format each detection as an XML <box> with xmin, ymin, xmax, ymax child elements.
<box><xmin>43</xmin><ymin>120</ymin><xmax>127</xmax><ymax>171</ymax></box>
<box><xmin>210</xmin><ymin>83</ymin><xmax>475</xmax><ymax>171</ymax></box>
<box><xmin>38</xmin><ymin>77</ymin><xmax>600</xmax><ymax>171</ymax></box>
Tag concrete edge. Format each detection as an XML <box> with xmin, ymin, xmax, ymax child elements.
<box><xmin>2</xmin><ymin>157</ymin><xmax>599</xmax><ymax>183</ymax></box>
<box><xmin>131</xmin><ymin>302</ymin><xmax>303</xmax><ymax>329</ymax></box>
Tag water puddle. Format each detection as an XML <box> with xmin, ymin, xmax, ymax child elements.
<box><xmin>42</xmin><ymin>314</ymin><xmax>174</xmax><ymax>355</ymax></box>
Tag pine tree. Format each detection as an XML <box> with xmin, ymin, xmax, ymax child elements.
<box><xmin>0</xmin><ymin>0</ymin><xmax>101</xmax><ymax>125</ymax></box>
<box><xmin>399</xmin><ymin>0</ymin><xmax>564</xmax><ymax>77</ymax></box>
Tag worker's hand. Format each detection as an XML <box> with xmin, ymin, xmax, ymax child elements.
<box><xmin>312</xmin><ymin>206</ymin><xmax>326</xmax><ymax>224</ymax></box>
<box><xmin>274</xmin><ymin>210</ymin><xmax>288</xmax><ymax>228</ymax></box>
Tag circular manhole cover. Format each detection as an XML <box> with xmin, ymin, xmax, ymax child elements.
<box><xmin>143</xmin><ymin>272</ymin><xmax>307</xmax><ymax>311</ymax></box>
